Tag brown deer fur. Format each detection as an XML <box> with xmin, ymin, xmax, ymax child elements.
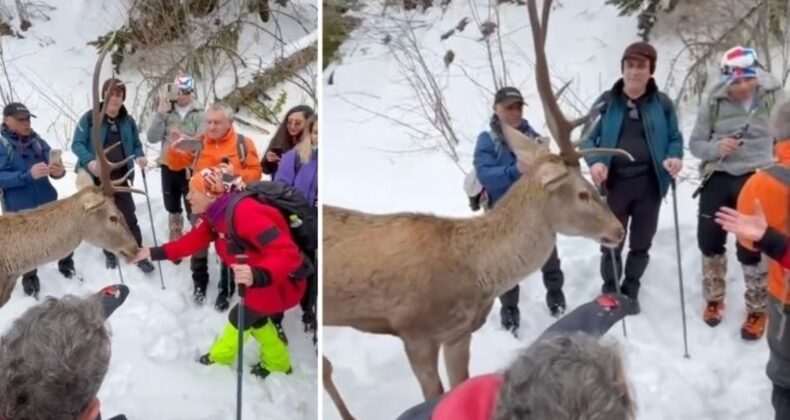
<box><xmin>321</xmin><ymin>2</ymin><xmax>634</xmax><ymax>418</ymax></box>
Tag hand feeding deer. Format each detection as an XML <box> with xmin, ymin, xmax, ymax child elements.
<box><xmin>321</xmin><ymin>1</ymin><xmax>635</xmax><ymax>419</ymax></box>
<box><xmin>0</xmin><ymin>34</ymin><xmax>142</xmax><ymax>308</ymax></box>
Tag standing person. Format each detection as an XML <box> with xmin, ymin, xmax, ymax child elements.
<box><xmin>131</xmin><ymin>166</ymin><xmax>310</xmax><ymax>379</ymax></box>
<box><xmin>71</xmin><ymin>78</ymin><xmax>156</xmax><ymax>274</ymax></box>
<box><xmin>688</xmin><ymin>46</ymin><xmax>783</xmax><ymax>339</ymax></box>
<box><xmin>0</xmin><ymin>102</ymin><xmax>74</xmax><ymax>298</ymax></box>
<box><xmin>165</xmin><ymin>102</ymin><xmax>262</xmax><ymax>310</ymax></box>
<box><xmin>579</xmin><ymin>41</ymin><xmax>684</xmax><ymax>314</ymax></box>
<box><xmin>473</xmin><ymin>86</ymin><xmax>567</xmax><ymax>332</ymax></box>
<box><xmin>274</xmin><ymin>114</ymin><xmax>318</xmax><ymax>335</ymax></box>
<box><xmin>261</xmin><ymin>105</ymin><xmax>314</xmax><ymax>176</ymax></box>
<box><xmin>715</xmin><ymin>97</ymin><xmax>790</xmax><ymax>419</ymax></box>
<box><xmin>146</xmin><ymin>73</ymin><xmax>205</xmax><ymax>245</ymax></box>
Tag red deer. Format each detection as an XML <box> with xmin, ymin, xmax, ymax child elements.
<box><xmin>0</xmin><ymin>35</ymin><xmax>142</xmax><ymax>308</ymax></box>
<box><xmin>322</xmin><ymin>1</ymin><xmax>635</xmax><ymax>418</ymax></box>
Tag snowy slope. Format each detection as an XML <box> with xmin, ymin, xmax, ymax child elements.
<box><xmin>322</xmin><ymin>1</ymin><xmax>775</xmax><ymax>419</ymax></box>
<box><xmin>0</xmin><ymin>1</ymin><xmax>318</xmax><ymax>419</ymax></box>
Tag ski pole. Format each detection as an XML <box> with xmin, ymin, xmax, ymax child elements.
<box><xmin>236</xmin><ymin>254</ymin><xmax>248</xmax><ymax>420</ymax></box>
<box><xmin>140</xmin><ymin>167</ymin><xmax>166</xmax><ymax>290</ymax></box>
<box><xmin>598</xmin><ymin>183</ymin><xmax>627</xmax><ymax>338</ymax></box>
<box><xmin>116</xmin><ymin>263</ymin><xmax>124</xmax><ymax>285</ymax></box>
<box><xmin>671</xmin><ymin>180</ymin><xmax>690</xmax><ymax>358</ymax></box>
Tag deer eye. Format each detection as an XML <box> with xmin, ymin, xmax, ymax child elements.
<box><xmin>110</xmin><ymin>215</ymin><xmax>119</xmax><ymax>223</ymax></box>
<box><xmin>578</xmin><ymin>191</ymin><xmax>591</xmax><ymax>201</ymax></box>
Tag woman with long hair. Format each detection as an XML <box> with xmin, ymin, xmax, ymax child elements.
<box><xmin>261</xmin><ymin>105</ymin><xmax>314</xmax><ymax>176</ymax></box>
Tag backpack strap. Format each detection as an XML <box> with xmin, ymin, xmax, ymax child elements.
<box><xmin>764</xmin><ymin>164</ymin><xmax>790</xmax><ymax>186</ymax></box>
<box><xmin>224</xmin><ymin>191</ymin><xmax>257</xmax><ymax>255</ymax></box>
<box><xmin>0</xmin><ymin>135</ymin><xmax>12</xmax><ymax>165</ymax></box>
<box><xmin>709</xmin><ymin>96</ymin><xmax>721</xmax><ymax>135</ymax></box>
<box><xmin>236</xmin><ymin>133</ymin><xmax>247</xmax><ymax>168</ymax></box>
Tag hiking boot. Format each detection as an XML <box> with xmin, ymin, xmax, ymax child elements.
<box><xmin>193</xmin><ymin>286</ymin><xmax>206</xmax><ymax>305</ymax></box>
<box><xmin>198</xmin><ymin>353</ymin><xmax>213</xmax><ymax>365</ymax></box>
<box><xmin>169</xmin><ymin>213</ymin><xmax>185</xmax><ymax>264</ymax></box>
<box><xmin>215</xmin><ymin>290</ymin><xmax>230</xmax><ymax>312</ymax></box>
<box><xmin>302</xmin><ymin>310</ymin><xmax>316</xmax><ymax>333</ymax></box>
<box><xmin>21</xmin><ymin>274</ymin><xmax>39</xmax><ymax>299</ymax></box>
<box><xmin>546</xmin><ymin>290</ymin><xmax>566</xmax><ymax>318</ymax></box>
<box><xmin>58</xmin><ymin>257</ymin><xmax>76</xmax><ymax>279</ymax></box>
<box><xmin>136</xmin><ymin>259</ymin><xmax>155</xmax><ymax>274</ymax></box>
<box><xmin>601</xmin><ymin>281</ymin><xmax>618</xmax><ymax>295</ymax></box>
<box><xmin>741</xmin><ymin>312</ymin><xmax>768</xmax><ymax>340</ymax></box>
<box><xmin>704</xmin><ymin>301</ymin><xmax>724</xmax><ymax>327</ymax></box>
<box><xmin>500</xmin><ymin>305</ymin><xmax>520</xmax><ymax>334</ymax></box>
<box><xmin>105</xmin><ymin>253</ymin><xmax>118</xmax><ymax>269</ymax></box>
<box><xmin>250</xmin><ymin>364</ymin><xmax>293</xmax><ymax>379</ymax></box>
<box><xmin>620</xmin><ymin>278</ymin><xmax>641</xmax><ymax>314</ymax></box>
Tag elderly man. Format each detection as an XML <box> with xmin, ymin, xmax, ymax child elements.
<box><xmin>71</xmin><ymin>77</ymin><xmax>155</xmax><ymax>275</ymax></box>
<box><xmin>0</xmin><ymin>102</ymin><xmax>74</xmax><ymax>298</ymax></box>
<box><xmin>689</xmin><ymin>46</ymin><xmax>784</xmax><ymax>339</ymax></box>
<box><xmin>165</xmin><ymin>102</ymin><xmax>262</xmax><ymax>310</ymax></box>
<box><xmin>0</xmin><ymin>284</ymin><xmax>130</xmax><ymax>420</ymax></box>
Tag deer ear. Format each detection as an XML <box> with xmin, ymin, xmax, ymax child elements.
<box><xmin>82</xmin><ymin>192</ymin><xmax>105</xmax><ymax>213</ymax></box>
<box><xmin>500</xmin><ymin>123</ymin><xmax>543</xmax><ymax>163</ymax></box>
<box><xmin>537</xmin><ymin>162</ymin><xmax>569</xmax><ymax>192</ymax></box>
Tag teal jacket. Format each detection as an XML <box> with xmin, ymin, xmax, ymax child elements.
<box><xmin>578</xmin><ymin>78</ymin><xmax>684</xmax><ymax>197</ymax></box>
<box><xmin>71</xmin><ymin>105</ymin><xmax>143</xmax><ymax>179</ymax></box>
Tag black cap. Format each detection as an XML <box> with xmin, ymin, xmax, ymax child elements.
<box><xmin>494</xmin><ymin>87</ymin><xmax>525</xmax><ymax>106</ymax></box>
<box><xmin>3</xmin><ymin>102</ymin><xmax>35</xmax><ymax>119</ymax></box>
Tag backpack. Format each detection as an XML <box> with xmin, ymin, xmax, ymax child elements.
<box><xmin>464</xmin><ymin>129</ymin><xmax>499</xmax><ymax>212</ymax></box>
<box><xmin>224</xmin><ymin>180</ymin><xmax>318</xmax><ymax>257</ymax></box>
<box><xmin>764</xmin><ymin>164</ymin><xmax>790</xmax><ymax>186</ymax></box>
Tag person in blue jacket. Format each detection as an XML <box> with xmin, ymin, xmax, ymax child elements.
<box><xmin>71</xmin><ymin>78</ymin><xmax>155</xmax><ymax>274</ymax></box>
<box><xmin>0</xmin><ymin>102</ymin><xmax>75</xmax><ymax>298</ymax></box>
<box><xmin>578</xmin><ymin>42</ymin><xmax>684</xmax><ymax>313</ymax></box>
<box><xmin>473</xmin><ymin>86</ymin><xmax>567</xmax><ymax>333</ymax></box>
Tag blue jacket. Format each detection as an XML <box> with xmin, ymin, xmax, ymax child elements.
<box><xmin>0</xmin><ymin>125</ymin><xmax>59</xmax><ymax>212</ymax></box>
<box><xmin>473</xmin><ymin>117</ymin><xmax>540</xmax><ymax>206</ymax></box>
<box><xmin>578</xmin><ymin>78</ymin><xmax>684</xmax><ymax>197</ymax></box>
<box><xmin>71</xmin><ymin>105</ymin><xmax>143</xmax><ymax>179</ymax></box>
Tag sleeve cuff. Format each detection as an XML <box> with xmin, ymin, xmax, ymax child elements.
<box><xmin>150</xmin><ymin>246</ymin><xmax>167</xmax><ymax>261</ymax></box>
<box><xmin>756</xmin><ymin>228</ymin><xmax>789</xmax><ymax>262</ymax></box>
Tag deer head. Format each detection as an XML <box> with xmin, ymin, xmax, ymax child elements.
<box><xmin>73</xmin><ymin>33</ymin><xmax>143</xmax><ymax>260</ymax></box>
<box><xmin>499</xmin><ymin>0</ymin><xmax>634</xmax><ymax>248</ymax></box>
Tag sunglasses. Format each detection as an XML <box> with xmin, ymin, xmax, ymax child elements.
<box><xmin>179</xmin><ymin>89</ymin><xmax>193</xmax><ymax>95</ymax></box>
<box><xmin>626</xmin><ymin>99</ymin><xmax>639</xmax><ymax>120</ymax></box>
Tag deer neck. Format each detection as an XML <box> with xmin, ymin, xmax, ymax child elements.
<box><xmin>0</xmin><ymin>194</ymin><xmax>86</xmax><ymax>276</ymax></box>
<box><xmin>454</xmin><ymin>176</ymin><xmax>557</xmax><ymax>298</ymax></box>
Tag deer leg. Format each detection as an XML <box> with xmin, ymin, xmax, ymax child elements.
<box><xmin>443</xmin><ymin>333</ymin><xmax>471</xmax><ymax>388</ymax></box>
<box><xmin>402</xmin><ymin>336</ymin><xmax>444</xmax><ymax>398</ymax></box>
<box><xmin>322</xmin><ymin>356</ymin><xmax>356</xmax><ymax>420</ymax></box>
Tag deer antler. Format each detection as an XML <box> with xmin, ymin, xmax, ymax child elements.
<box><xmin>91</xmin><ymin>33</ymin><xmax>145</xmax><ymax>196</ymax></box>
<box><xmin>526</xmin><ymin>0</ymin><xmax>633</xmax><ymax>165</ymax></box>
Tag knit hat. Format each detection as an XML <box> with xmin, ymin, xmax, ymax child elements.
<box><xmin>621</xmin><ymin>42</ymin><xmax>657</xmax><ymax>74</ymax></box>
<box><xmin>721</xmin><ymin>46</ymin><xmax>758</xmax><ymax>85</ymax></box>
<box><xmin>101</xmin><ymin>78</ymin><xmax>126</xmax><ymax>101</ymax></box>
<box><xmin>189</xmin><ymin>166</ymin><xmax>245</xmax><ymax>198</ymax></box>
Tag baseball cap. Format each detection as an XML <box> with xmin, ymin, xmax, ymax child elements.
<box><xmin>3</xmin><ymin>102</ymin><xmax>35</xmax><ymax>119</ymax></box>
<box><xmin>494</xmin><ymin>87</ymin><xmax>525</xmax><ymax>106</ymax></box>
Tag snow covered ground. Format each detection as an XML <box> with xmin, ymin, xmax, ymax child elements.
<box><xmin>0</xmin><ymin>1</ymin><xmax>318</xmax><ymax>419</ymax></box>
<box><xmin>322</xmin><ymin>1</ymin><xmax>776</xmax><ymax>419</ymax></box>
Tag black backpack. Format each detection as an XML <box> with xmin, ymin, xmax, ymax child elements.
<box><xmin>224</xmin><ymin>181</ymin><xmax>318</xmax><ymax>256</ymax></box>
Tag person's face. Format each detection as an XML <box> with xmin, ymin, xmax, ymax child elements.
<box><xmin>728</xmin><ymin>77</ymin><xmax>759</xmax><ymax>102</ymax></box>
<box><xmin>622</xmin><ymin>58</ymin><xmax>651</xmax><ymax>90</ymax></box>
<box><xmin>105</xmin><ymin>89</ymin><xmax>124</xmax><ymax>114</ymax></box>
<box><xmin>494</xmin><ymin>101</ymin><xmax>524</xmax><ymax>129</ymax></box>
<box><xmin>287</xmin><ymin>112</ymin><xmax>307</xmax><ymax>137</ymax></box>
<box><xmin>205</xmin><ymin>110</ymin><xmax>232</xmax><ymax>140</ymax></box>
<box><xmin>4</xmin><ymin>115</ymin><xmax>31</xmax><ymax>137</ymax></box>
<box><xmin>177</xmin><ymin>89</ymin><xmax>192</xmax><ymax>107</ymax></box>
<box><xmin>310</xmin><ymin>121</ymin><xmax>318</xmax><ymax>145</ymax></box>
<box><xmin>187</xmin><ymin>187</ymin><xmax>214</xmax><ymax>214</ymax></box>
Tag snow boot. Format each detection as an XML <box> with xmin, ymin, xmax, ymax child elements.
<box><xmin>57</xmin><ymin>256</ymin><xmax>76</xmax><ymax>279</ymax></box>
<box><xmin>546</xmin><ymin>289</ymin><xmax>566</xmax><ymax>317</ymax></box>
<box><xmin>500</xmin><ymin>305</ymin><xmax>520</xmax><ymax>335</ymax></box>
<box><xmin>620</xmin><ymin>278</ymin><xmax>641</xmax><ymax>314</ymax></box>
<box><xmin>741</xmin><ymin>312</ymin><xmax>768</xmax><ymax>340</ymax></box>
<box><xmin>250</xmin><ymin>364</ymin><xmax>293</xmax><ymax>379</ymax></box>
<box><xmin>104</xmin><ymin>252</ymin><xmax>118</xmax><ymax>270</ymax></box>
<box><xmin>21</xmin><ymin>273</ymin><xmax>39</xmax><ymax>299</ymax></box>
<box><xmin>215</xmin><ymin>290</ymin><xmax>230</xmax><ymax>312</ymax></box>
<box><xmin>198</xmin><ymin>353</ymin><xmax>213</xmax><ymax>365</ymax></box>
<box><xmin>704</xmin><ymin>301</ymin><xmax>724</xmax><ymax>327</ymax></box>
<box><xmin>193</xmin><ymin>285</ymin><xmax>207</xmax><ymax>305</ymax></box>
<box><xmin>136</xmin><ymin>259</ymin><xmax>155</xmax><ymax>274</ymax></box>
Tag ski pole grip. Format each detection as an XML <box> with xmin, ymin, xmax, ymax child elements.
<box><xmin>236</xmin><ymin>254</ymin><xmax>248</xmax><ymax>298</ymax></box>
